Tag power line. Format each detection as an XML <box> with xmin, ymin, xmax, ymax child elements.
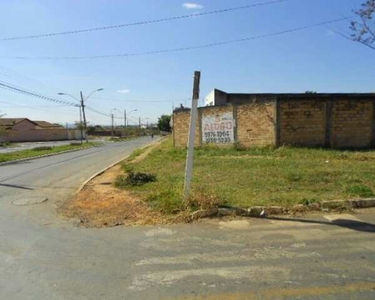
<box><xmin>91</xmin><ymin>96</ymin><xmax>190</xmax><ymax>103</ymax></box>
<box><xmin>0</xmin><ymin>81</ymin><xmax>77</xmax><ymax>106</ymax></box>
<box><xmin>85</xmin><ymin>106</ymin><xmax>110</xmax><ymax>117</ymax></box>
<box><xmin>0</xmin><ymin>100</ymin><xmax>78</xmax><ymax>116</ymax></box>
<box><xmin>0</xmin><ymin>17</ymin><xmax>351</xmax><ymax>60</ymax></box>
<box><xmin>0</xmin><ymin>0</ymin><xmax>291</xmax><ymax>41</ymax></box>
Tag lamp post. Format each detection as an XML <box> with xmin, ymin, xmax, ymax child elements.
<box><xmin>58</xmin><ymin>88</ymin><xmax>103</xmax><ymax>142</ymax></box>
<box><xmin>125</xmin><ymin>109</ymin><xmax>137</xmax><ymax>128</ymax></box>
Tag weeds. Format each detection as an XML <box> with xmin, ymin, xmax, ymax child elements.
<box><xmin>114</xmin><ymin>137</ymin><xmax>375</xmax><ymax>213</ymax></box>
<box><xmin>115</xmin><ymin>172</ymin><xmax>156</xmax><ymax>188</ymax></box>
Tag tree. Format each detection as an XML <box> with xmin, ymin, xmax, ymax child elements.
<box><xmin>157</xmin><ymin>115</ymin><xmax>171</xmax><ymax>132</ymax></box>
<box><xmin>74</xmin><ymin>121</ymin><xmax>84</xmax><ymax>130</ymax></box>
<box><xmin>305</xmin><ymin>91</ymin><xmax>317</xmax><ymax>94</ymax></box>
<box><xmin>350</xmin><ymin>0</ymin><xmax>375</xmax><ymax>50</ymax></box>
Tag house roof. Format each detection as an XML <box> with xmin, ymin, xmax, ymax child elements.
<box><xmin>33</xmin><ymin>121</ymin><xmax>63</xmax><ymax>128</ymax></box>
<box><xmin>0</xmin><ymin>118</ymin><xmax>29</xmax><ymax>126</ymax></box>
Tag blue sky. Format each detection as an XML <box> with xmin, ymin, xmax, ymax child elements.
<box><xmin>0</xmin><ymin>0</ymin><xmax>373</xmax><ymax>126</ymax></box>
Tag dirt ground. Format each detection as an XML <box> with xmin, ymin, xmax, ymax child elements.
<box><xmin>60</xmin><ymin>143</ymin><xmax>177</xmax><ymax>228</ymax></box>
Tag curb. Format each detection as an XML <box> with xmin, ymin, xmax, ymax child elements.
<box><xmin>75</xmin><ymin>140</ymin><xmax>160</xmax><ymax>193</ymax></box>
<box><xmin>0</xmin><ymin>144</ymin><xmax>104</xmax><ymax>167</ymax></box>
<box><xmin>190</xmin><ymin>199</ymin><xmax>375</xmax><ymax>220</ymax></box>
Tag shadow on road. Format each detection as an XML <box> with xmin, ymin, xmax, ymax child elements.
<box><xmin>0</xmin><ymin>183</ymin><xmax>34</xmax><ymax>190</ymax></box>
<box><xmin>266</xmin><ymin>216</ymin><xmax>375</xmax><ymax>233</ymax></box>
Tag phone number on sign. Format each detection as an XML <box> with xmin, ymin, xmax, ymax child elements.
<box><xmin>204</xmin><ymin>131</ymin><xmax>232</xmax><ymax>143</ymax></box>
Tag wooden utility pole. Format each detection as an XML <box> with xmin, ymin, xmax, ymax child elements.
<box><xmin>79</xmin><ymin>105</ymin><xmax>83</xmax><ymax>144</ymax></box>
<box><xmin>183</xmin><ymin>71</ymin><xmax>201</xmax><ymax>199</ymax></box>
<box><xmin>139</xmin><ymin>117</ymin><xmax>141</xmax><ymax>129</ymax></box>
<box><xmin>80</xmin><ymin>91</ymin><xmax>88</xmax><ymax>142</ymax></box>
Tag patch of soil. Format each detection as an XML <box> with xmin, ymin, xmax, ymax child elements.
<box><xmin>60</xmin><ymin>141</ymin><xmax>179</xmax><ymax>228</ymax></box>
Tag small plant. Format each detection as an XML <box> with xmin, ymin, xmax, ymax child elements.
<box><xmin>115</xmin><ymin>172</ymin><xmax>156</xmax><ymax>187</ymax></box>
<box><xmin>70</xmin><ymin>142</ymin><xmax>82</xmax><ymax>146</ymax></box>
<box><xmin>345</xmin><ymin>185</ymin><xmax>374</xmax><ymax>198</ymax></box>
<box><xmin>122</xmin><ymin>164</ymin><xmax>134</xmax><ymax>173</ymax></box>
<box><xmin>233</xmin><ymin>141</ymin><xmax>247</xmax><ymax>151</ymax></box>
<box><xmin>33</xmin><ymin>146</ymin><xmax>53</xmax><ymax>151</ymax></box>
<box><xmin>300</xmin><ymin>198</ymin><xmax>318</xmax><ymax>206</ymax></box>
<box><xmin>187</xmin><ymin>191</ymin><xmax>223</xmax><ymax>210</ymax></box>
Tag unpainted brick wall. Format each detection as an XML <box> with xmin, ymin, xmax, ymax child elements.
<box><xmin>279</xmin><ymin>99</ymin><xmax>327</xmax><ymax>147</ymax></box>
<box><xmin>173</xmin><ymin>109</ymin><xmax>200</xmax><ymax>147</ymax></box>
<box><xmin>236</xmin><ymin>100</ymin><xmax>276</xmax><ymax>147</ymax></box>
<box><xmin>173</xmin><ymin>98</ymin><xmax>375</xmax><ymax>149</ymax></box>
<box><xmin>331</xmin><ymin>99</ymin><xmax>373</xmax><ymax>148</ymax></box>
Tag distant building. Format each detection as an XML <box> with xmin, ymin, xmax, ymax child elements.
<box><xmin>0</xmin><ymin>118</ymin><xmax>82</xmax><ymax>142</ymax></box>
<box><xmin>0</xmin><ymin>118</ymin><xmax>63</xmax><ymax>130</ymax></box>
<box><xmin>33</xmin><ymin>121</ymin><xmax>64</xmax><ymax>129</ymax></box>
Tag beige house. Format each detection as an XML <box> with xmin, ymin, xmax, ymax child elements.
<box><xmin>0</xmin><ymin>118</ymin><xmax>83</xmax><ymax>143</ymax></box>
<box><xmin>0</xmin><ymin>118</ymin><xmax>64</xmax><ymax>130</ymax></box>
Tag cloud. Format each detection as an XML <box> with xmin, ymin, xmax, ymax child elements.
<box><xmin>117</xmin><ymin>89</ymin><xmax>130</xmax><ymax>94</ymax></box>
<box><xmin>182</xmin><ymin>2</ymin><xmax>203</xmax><ymax>9</ymax></box>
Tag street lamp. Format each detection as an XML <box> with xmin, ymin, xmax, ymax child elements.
<box><xmin>58</xmin><ymin>88</ymin><xmax>104</xmax><ymax>142</ymax></box>
<box><xmin>125</xmin><ymin>109</ymin><xmax>137</xmax><ymax>128</ymax></box>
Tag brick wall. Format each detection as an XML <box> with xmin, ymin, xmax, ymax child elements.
<box><xmin>173</xmin><ymin>97</ymin><xmax>375</xmax><ymax>149</ymax></box>
<box><xmin>279</xmin><ymin>99</ymin><xmax>327</xmax><ymax>147</ymax></box>
<box><xmin>173</xmin><ymin>109</ymin><xmax>200</xmax><ymax>147</ymax></box>
<box><xmin>330</xmin><ymin>99</ymin><xmax>373</xmax><ymax>148</ymax></box>
<box><xmin>236</xmin><ymin>100</ymin><xmax>276</xmax><ymax>147</ymax></box>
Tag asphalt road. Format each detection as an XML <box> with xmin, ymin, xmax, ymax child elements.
<box><xmin>1</xmin><ymin>137</ymin><xmax>375</xmax><ymax>299</ymax></box>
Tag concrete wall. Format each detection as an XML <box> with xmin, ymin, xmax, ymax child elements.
<box><xmin>173</xmin><ymin>96</ymin><xmax>375</xmax><ymax>149</ymax></box>
<box><xmin>0</xmin><ymin>129</ymin><xmax>84</xmax><ymax>143</ymax></box>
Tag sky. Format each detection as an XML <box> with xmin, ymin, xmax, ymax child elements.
<box><xmin>0</xmin><ymin>0</ymin><xmax>373</xmax><ymax>126</ymax></box>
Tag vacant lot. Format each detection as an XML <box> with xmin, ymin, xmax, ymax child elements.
<box><xmin>0</xmin><ymin>142</ymin><xmax>100</xmax><ymax>163</ymax></box>
<box><xmin>116</xmin><ymin>137</ymin><xmax>375</xmax><ymax>213</ymax></box>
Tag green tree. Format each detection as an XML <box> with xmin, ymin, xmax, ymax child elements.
<box><xmin>74</xmin><ymin>121</ymin><xmax>84</xmax><ymax>130</ymax></box>
<box><xmin>157</xmin><ymin>115</ymin><xmax>172</xmax><ymax>132</ymax></box>
<box><xmin>350</xmin><ymin>0</ymin><xmax>375</xmax><ymax>50</ymax></box>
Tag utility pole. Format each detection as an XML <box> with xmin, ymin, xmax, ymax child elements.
<box><xmin>78</xmin><ymin>105</ymin><xmax>83</xmax><ymax>144</ymax></box>
<box><xmin>80</xmin><ymin>91</ymin><xmax>88</xmax><ymax>143</ymax></box>
<box><xmin>111</xmin><ymin>113</ymin><xmax>114</xmax><ymax>137</ymax></box>
<box><xmin>124</xmin><ymin>109</ymin><xmax>126</xmax><ymax>128</ymax></box>
<box><xmin>139</xmin><ymin>117</ymin><xmax>141</xmax><ymax>129</ymax></box>
<box><xmin>183</xmin><ymin>71</ymin><xmax>201</xmax><ymax>200</ymax></box>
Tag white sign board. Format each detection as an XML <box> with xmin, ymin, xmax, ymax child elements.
<box><xmin>202</xmin><ymin>112</ymin><xmax>235</xmax><ymax>144</ymax></box>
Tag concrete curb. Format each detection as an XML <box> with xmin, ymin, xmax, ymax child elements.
<box><xmin>75</xmin><ymin>140</ymin><xmax>159</xmax><ymax>194</ymax></box>
<box><xmin>0</xmin><ymin>144</ymin><xmax>103</xmax><ymax>167</ymax></box>
<box><xmin>190</xmin><ymin>199</ymin><xmax>375</xmax><ymax>220</ymax></box>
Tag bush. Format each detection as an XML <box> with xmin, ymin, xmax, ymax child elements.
<box><xmin>115</xmin><ymin>172</ymin><xmax>156</xmax><ymax>187</ymax></box>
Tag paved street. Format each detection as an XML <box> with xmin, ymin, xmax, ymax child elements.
<box><xmin>0</xmin><ymin>137</ymin><xmax>375</xmax><ymax>299</ymax></box>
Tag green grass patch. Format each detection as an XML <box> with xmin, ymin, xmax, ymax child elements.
<box><xmin>117</xmin><ymin>137</ymin><xmax>375</xmax><ymax>214</ymax></box>
<box><xmin>0</xmin><ymin>142</ymin><xmax>101</xmax><ymax>163</ymax></box>
<box><xmin>345</xmin><ymin>185</ymin><xmax>374</xmax><ymax>198</ymax></box>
